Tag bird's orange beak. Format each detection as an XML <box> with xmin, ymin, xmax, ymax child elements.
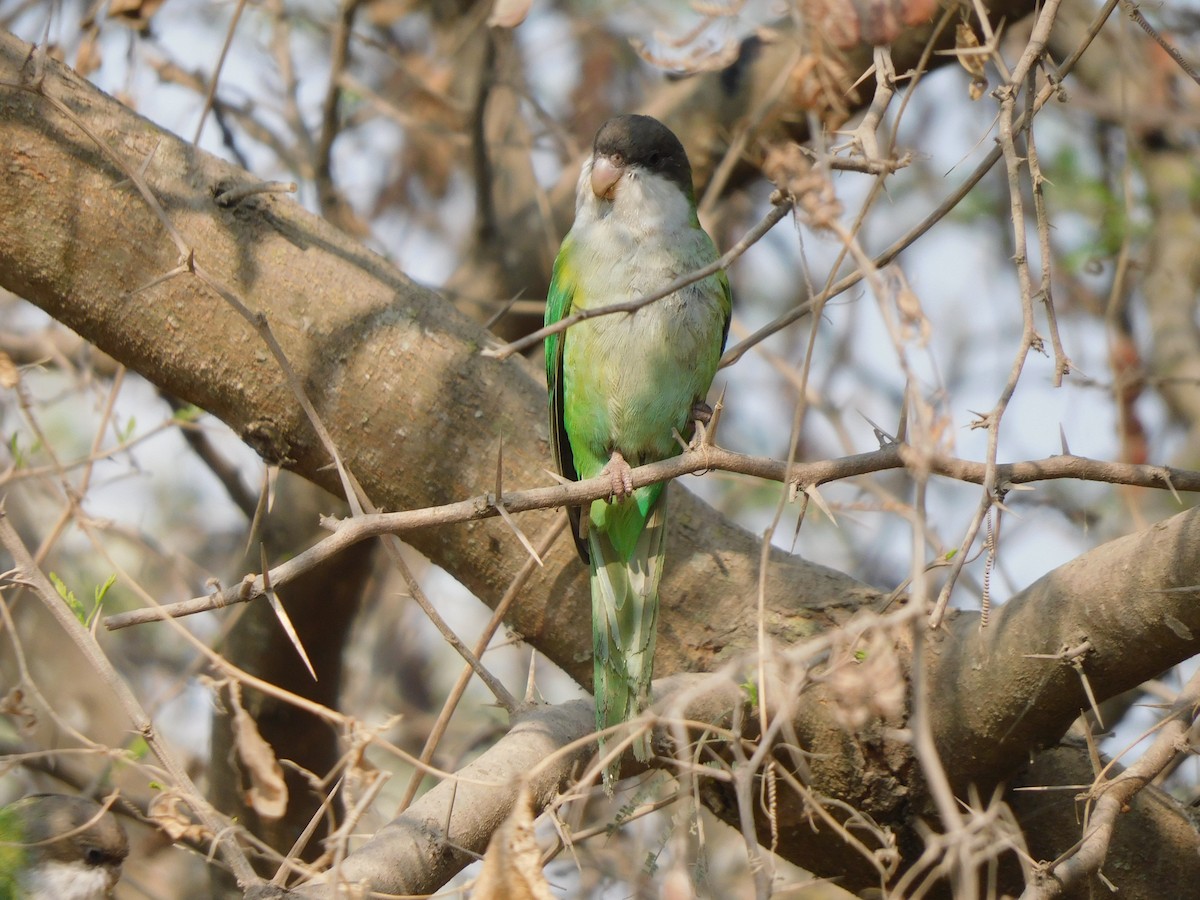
<box><xmin>590</xmin><ymin>155</ymin><xmax>623</xmax><ymax>200</ymax></box>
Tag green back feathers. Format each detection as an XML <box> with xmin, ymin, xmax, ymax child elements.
<box><xmin>0</xmin><ymin>803</ymin><xmax>25</xmax><ymax>900</ymax></box>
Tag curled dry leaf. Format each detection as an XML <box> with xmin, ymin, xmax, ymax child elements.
<box><xmin>108</xmin><ymin>0</ymin><xmax>168</xmax><ymax>30</ymax></box>
<box><xmin>763</xmin><ymin>143</ymin><xmax>813</xmax><ymax>198</ymax></box>
<box><xmin>229</xmin><ymin>684</ymin><xmax>288</xmax><ymax>822</ymax></box>
<box><xmin>473</xmin><ymin>783</ymin><xmax>552</xmax><ymax>900</ymax></box>
<box><xmin>763</xmin><ymin>143</ymin><xmax>840</xmax><ymax>230</ymax></box>
<box><xmin>0</xmin><ymin>686</ymin><xmax>37</xmax><ymax>731</ymax></box>
<box><xmin>886</xmin><ymin>266</ymin><xmax>931</xmax><ymax>346</ymax></box>
<box><xmin>631</xmin><ymin>34</ymin><xmax>743</xmax><ymax>74</ymax></box>
<box><xmin>825</xmin><ymin>620</ymin><xmax>906</xmax><ymax>731</ymax></box>
<box><xmin>955</xmin><ymin>23</ymin><xmax>989</xmax><ymax>100</ymax></box>
<box><xmin>74</xmin><ymin>27</ymin><xmax>102</xmax><ymax>78</ymax></box>
<box><xmin>148</xmin><ymin>791</ymin><xmax>210</xmax><ymax>843</ymax></box>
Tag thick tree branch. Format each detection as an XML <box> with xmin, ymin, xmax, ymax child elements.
<box><xmin>933</xmin><ymin>506</ymin><xmax>1200</xmax><ymax>790</ymax></box>
<box><xmin>292</xmin><ymin>698</ymin><xmax>596</xmax><ymax>898</ymax></box>
<box><xmin>1011</xmin><ymin>743</ymin><xmax>1200</xmax><ymax>898</ymax></box>
<box><xmin>0</xmin><ymin>28</ymin><xmax>868</xmax><ymax>695</ymax></box>
<box><xmin>280</xmin><ymin>629</ymin><xmax>1200</xmax><ymax>898</ymax></box>
<box><xmin>274</xmin><ymin>506</ymin><xmax>1200</xmax><ymax>895</ymax></box>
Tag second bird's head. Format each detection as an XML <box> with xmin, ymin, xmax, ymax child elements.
<box><xmin>0</xmin><ymin>794</ymin><xmax>129</xmax><ymax>900</ymax></box>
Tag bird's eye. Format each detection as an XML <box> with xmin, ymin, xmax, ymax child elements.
<box><xmin>84</xmin><ymin>846</ymin><xmax>106</xmax><ymax>866</ymax></box>
<box><xmin>611</xmin><ymin>152</ymin><xmax>624</xmax><ymax>166</ymax></box>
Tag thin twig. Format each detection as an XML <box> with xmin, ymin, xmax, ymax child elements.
<box><xmin>313</xmin><ymin>0</ymin><xmax>361</xmax><ymax>219</ymax></box>
<box><xmin>103</xmin><ymin>442</ymin><xmax>1200</xmax><ymax>630</ymax></box>
<box><xmin>347</xmin><ymin>473</ymin><xmax>519</xmax><ymax>713</ymax></box>
<box><xmin>1020</xmin><ymin>667</ymin><xmax>1200</xmax><ymax>898</ymax></box>
<box><xmin>191</xmin><ymin>0</ymin><xmax>249</xmax><ymax>145</ymax></box>
<box><xmin>395</xmin><ymin>516</ymin><xmax>567</xmax><ymax>813</ymax></box>
<box><xmin>930</xmin><ymin>0</ymin><xmax>1071</xmax><ymax>628</ymax></box>
<box><xmin>482</xmin><ymin>196</ymin><xmax>794</xmax><ymax>360</ymax></box>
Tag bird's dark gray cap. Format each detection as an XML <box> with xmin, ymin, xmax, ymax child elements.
<box><xmin>593</xmin><ymin>115</ymin><xmax>694</xmax><ymax>196</ymax></box>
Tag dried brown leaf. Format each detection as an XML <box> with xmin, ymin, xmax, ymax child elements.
<box><xmin>0</xmin><ymin>686</ymin><xmax>36</xmax><ymax>731</ymax></box>
<box><xmin>0</xmin><ymin>351</ymin><xmax>17</xmax><ymax>389</ymax></box>
<box><xmin>473</xmin><ymin>784</ymin><xmax>552</xmax><ymax>900</ymax></box>
<box><xmin>148</xmin><ymin>791</ymin><xmax>210</xmax><ymax>843</ymax></box>
<box><xmin>229</xmin><ymin>683</ymin><xmax>288</xmax><ymax>822</ymax></box>
<box><xmin>108</xmin><ymin>0</ymin><xmax>167</xmax><ymax>30</ymax></box>
<box><xmin>74</xmin><ymin>28</ymin><xmax>102</xmax><ymax>78</ymax></box>
<box><xmin>887</xmin><ymin>266</ymin><xmax>931</xmax><ymax>346</ymax></box>
<box><xmin>955</xmin><ymin>23</ymin><xmax>989</xmax><ymax>100</ymax></box>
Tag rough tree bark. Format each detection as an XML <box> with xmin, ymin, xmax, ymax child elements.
<box><xmin>2</xmin><ymin>21</ymin><xmax>1198</xmax><ymax>899</ymax></box>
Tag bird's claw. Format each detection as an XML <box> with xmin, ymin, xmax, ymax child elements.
<box><xmin>603</xmin><ymin>452</ymin><xmax>635</xmax><ymax>500</ymax></box>
<box><xmin>686</xmin><ymin>401</ymin><xmax>716</xmax><ymax>450</ymax></box>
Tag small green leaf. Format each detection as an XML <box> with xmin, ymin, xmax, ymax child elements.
<box><xmin>741</xmin><ymin>678</ymin><xmax>759</xmax><ymax>706</ymax></box>
<box><xmin>172</xmin><ymin>403</ymin><xmax>202</xmax><ymax>423</ymax></box>
<box><xmin>854</xmin><ymin>649</ymin><xmax>868</xmax><ymax>662</ymax></box>
<box><xmin>944</xmin><ymin>548</ymin><xmax>958</xmax><ymax>561</ymax></box>
<box><xmin>126</xmin><ymin>735</ymin><xmax>149</xmax><ymax>760</ymax></box>
<box><xmin>50</xmin><ymin>572</ymin><xmax>87</xmax><ymax>624</ymax></box>
<box><xmin>119</xmin><ymin>416</ymin><xmax>137</xmax><ymax>442</ymax></box>
<box><xmin>95</xmin><ymin>574</ymin><xmax>117</xmax><ymax>605</ymax></box>
<box><xmin>83</xmin><ymin>574</ymin><xmax>118</xmax><ymax>626</ymax></box>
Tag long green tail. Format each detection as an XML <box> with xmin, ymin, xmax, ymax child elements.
<box><xmin>589</xmin><ymin>493</ymin><xmax>667</xmax><ymax>792</ymax></box>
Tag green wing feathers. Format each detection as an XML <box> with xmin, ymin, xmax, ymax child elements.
<box><xmin>545</xmin><ymin>238</ymin><xmax>575</xmax><ymax>487</ymax></box>
<box><xmin>717</xmin><ymin>267</ymin><xmax>733</xmax><ymax>349</ymax></box>
<box><xmin>590</xmin><ymin>491</ymin><xmax>667</xmax><ymax>788</ymax></box>
<box><xmin>546</xmin><ymin>241</ymin><xmax>591</xmax><ymax>560</ymax></box>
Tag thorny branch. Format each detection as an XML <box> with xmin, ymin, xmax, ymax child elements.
<box><xmin>1021</xmin><ymin>666</ymin><xmax>1200</xmax><ymax>899</ymax></box>
<box><xmin>105</xmin><ymin>442</ymin><xmax>1200</xmax><ymax>630</ymax></box>
<box><xmin>930</xmin><ymin>0</ymin><xmax>1088</xmax><ymax>627</ymax></box>
<box><xmin>722</xmin><ymin>0</ymin><xmax>1121</xmax><ymax>370</ymax></box>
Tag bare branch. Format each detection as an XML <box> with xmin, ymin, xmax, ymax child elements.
<box><xmin>103</xmin><ymin>443</ymin><xmax>1200</xmax><ymax>629</ymax></box>
<box><xmin>1020</xmin><ymin>666</ymin><xmax>1200</xmax><ymax>898</ymax></box>
<box><xmin>482</xmin><ymin>195</ymin><xmax>795</xmax><ymax>361</ymax></box>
